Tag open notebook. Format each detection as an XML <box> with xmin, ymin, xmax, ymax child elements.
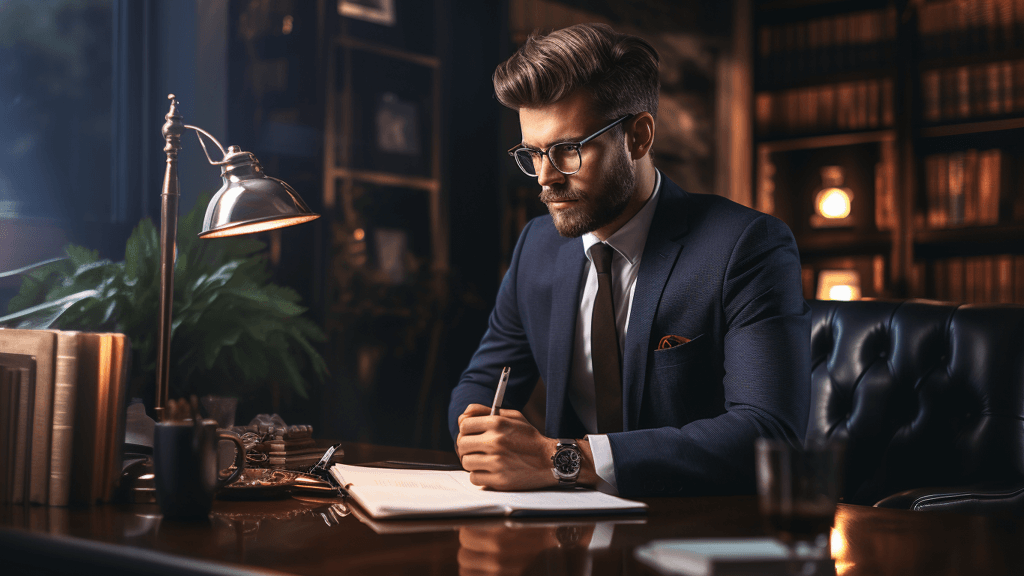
<box><xmin>330</xmin><ymin>463</ymin><xmax>648</xmax><ymax>519</ymax></box>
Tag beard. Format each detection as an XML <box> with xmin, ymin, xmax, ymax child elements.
<box><xmin>539</xmin><ymin>146</ymin><xmax>637</xmax><ymax>238</ymax></box>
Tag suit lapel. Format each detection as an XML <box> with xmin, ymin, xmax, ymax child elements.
<box><xmin>622</xmin><ymin>178</ymin><xmax>691</xmax><ymax>430</ymax></box>
<box><xmin>545</xmin><ymin>237</ymin><xmax>586</xmax><ymax>438</ymax></box>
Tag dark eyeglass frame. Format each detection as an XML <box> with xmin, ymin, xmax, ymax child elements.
<box><xmin>507</xmin><ymin>114</ymin><xmax>634</xmax><ymax>177</ymax></box>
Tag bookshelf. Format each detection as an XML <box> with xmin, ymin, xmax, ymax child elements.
<box><xmin>320</xmin><ymin>1</ymin><xmax>449</xmax><ymax>445</ymax></box>
<box><xmin>754</xmin><ymin>0</ymin><xmax>1024</xmax><ymax>304</ymax></box>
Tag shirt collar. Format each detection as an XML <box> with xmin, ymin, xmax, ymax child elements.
<box><xmin>583</xmin><ymin>169</ymin><xmax>662</xmax><ymax>265</ymax></box>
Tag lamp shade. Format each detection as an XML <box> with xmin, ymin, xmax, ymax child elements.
<box><xmin>199</xmin><ymin>146</ymin><xmax>319</xmax><ymax>238</ymax></box>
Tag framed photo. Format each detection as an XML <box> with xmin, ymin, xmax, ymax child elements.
<box><xmin>338</xmin><ymin>0</ymin><xmax>396</xmax><ymax>26</ymax></box>
<box><xmin>339</xmin><ymin>48</ymin><xmax>435</xmax><ymax>177</ymax></box>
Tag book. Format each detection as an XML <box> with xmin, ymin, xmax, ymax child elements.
<box><xmin>0</xmin><ymin>365</ymin><xmax>12</xmax><ymax>503</ymax></box>
<box><xmin>0</xmin><ymin>329</ymin><xmax>57</xmax><ymax>505</ymax></box>
<box><xmin>71</xmin><ymin>333</ymin><xmax>130</xmax><ymax>504</ymax></box>
<box><xmin>635</xmin><ymin>538</ymin><xmax>835</xmax><ymax>576</ymax></box>
<box><xmin>329</xmin><ymin>463</ymin><xmax>648</xmax><ymax>520</ymax></box>
<box><xmin>48</xmin><ymin>330</ymin><xmax>79</xmax><ymax>506</ymax></box>
<box><xmin>8</xmin><ymin>359</ymin><xmax>35</xmax><ymax>504</ymax></box>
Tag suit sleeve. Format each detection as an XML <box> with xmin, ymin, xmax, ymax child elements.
<box><xmin>607</xmin><ymin>214</ymin><xmax>811</xmax><ymax>497</ymax></box>
<box><xmin>448</xmin><ymin>219</ymin><xmax>542</xmax><ymax>440</ymax></box>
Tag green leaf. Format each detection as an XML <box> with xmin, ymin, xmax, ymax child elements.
<box><xmin>3</xmin><ymin>204</ymin><xmax>327</xmax><ymax>399</ymax></box>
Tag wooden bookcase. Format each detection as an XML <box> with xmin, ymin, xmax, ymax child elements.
<box><xmin>321</xmin><ymin>2</ymin><xmax>449</xmax><ymax>445</ymax></box>
<box><xmin>754</xmin><ymin>0</ymin><xmax>1024</xmax><ymax>304</ymax></box>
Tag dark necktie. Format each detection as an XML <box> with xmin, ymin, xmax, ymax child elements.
<box><xmin>591</xmin><ymin>242</ymin><xmax>623</xmax><ymax>433</ymax></box>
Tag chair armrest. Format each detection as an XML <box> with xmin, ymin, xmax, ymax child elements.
<box><xmin>874</xmin><ymin>483</ymin><xmax>1024</xmax><ymax>515</ymax></box>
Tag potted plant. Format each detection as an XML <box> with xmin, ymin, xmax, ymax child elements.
<box><xmin>0</xmin><ymin>194</ymin><xmax>328</xmax><ymax>408</ymax></box>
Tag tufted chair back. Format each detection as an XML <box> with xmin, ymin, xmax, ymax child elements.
<box><xmin>806</xmin><ymin>299</ymin><xmax>1024</xmax><ymax>510</ymax></box>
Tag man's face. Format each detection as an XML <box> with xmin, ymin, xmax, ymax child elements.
<box><xmin>518</xmin><ymin>92</ymin><xmax>636</xmax><ymax>238</ymax></box>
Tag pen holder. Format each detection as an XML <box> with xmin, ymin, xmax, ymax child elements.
<box><xmin>153</xmin><ymin>419</ymin><xmax>245</xmax><ymax>520</ymax></box>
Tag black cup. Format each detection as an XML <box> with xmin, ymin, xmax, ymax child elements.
<box><xmin>153</xmin><ymin>419</ymin><xmax>245</xmax><ymax>520</ymax></box>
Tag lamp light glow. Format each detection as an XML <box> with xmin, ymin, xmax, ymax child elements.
<box><xmin>817</xmin><ymin>269</ymin><xmax>862</xmax><ymax>301</ymax></box>
<box><xmin>811</xmin><ymin>166</ymin><xmax>853</xmax><ymax>228</ymax></box>
<box><xmin>816</xmin><ymin>187</ymin><xmax>852</xmax><ymax>219</ymax></box>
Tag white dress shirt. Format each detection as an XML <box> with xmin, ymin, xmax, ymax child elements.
<box><xmin>569</xmin><ymin>170</ymin><xmax>662</xmax><ymax>494</ymax></box>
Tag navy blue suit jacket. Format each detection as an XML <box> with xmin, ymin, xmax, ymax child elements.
<box><xmin>449</xmin><ymin>176</ymin><xmax>811</xmax><ymax>497</ymax></box>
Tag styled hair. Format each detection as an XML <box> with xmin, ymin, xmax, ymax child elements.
<box><xmin>493</xmin><ymin>23</ymin><xmax>659</xmax><ymax>121</ymax></box>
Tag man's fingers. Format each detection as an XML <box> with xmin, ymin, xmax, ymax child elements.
<box><xmin>458</xmin><ymin>431</ymin><xmax>498</xmax><ymax>458</ymax></box>
<box><xmin>459</xmin><ymin>414</ymin><xmax>503</xmax><ymax>435</ymax></box>
<box><xmin>498</xmin><ymin>409</ymin><xmax>528</xmax><ymax>422</ymax></box>
<box><xmin>458</xmin><ymin>403</ymin><xmax>492</xmax><ymax>428</ymax></box>
<box><xmin>461</xmin><ymin>453</ymin><xmax>500</xmax><ymax>473</ymax></box>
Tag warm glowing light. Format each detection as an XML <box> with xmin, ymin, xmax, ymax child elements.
<box><xmin>829</xmin><ymin>285</ymin><xmax>856</xmax><ymax>301</ymax></box>
<box><xmin>831</xmin><ymin>526</ymin><xmax>855</xmax><ymax>575</ymax></box>
<box><xmin>817</xmin><ymin>269</ymin><xmax>862</xmax><ymax>301</ymax></box>
<box><xmin>353</xmin><ymin>228</ymin><xmax>365</xmax><ymax>241</ymax></box>
<box><xmin>282</xmin><ymin>15</ymin><xmax>294</xmax><ymax>34</ymax></box>
<box><xmin>816</xmin><ymin>187</ymin><xmax>852</xmax><ymax>219</ymax></box>
<box><xmin>200</xmin><ymin>215</ymin><xmax>320</xmax><ymax>238</ymax></box>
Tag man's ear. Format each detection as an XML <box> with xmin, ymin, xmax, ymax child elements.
<box><xmin>627</xmin><ymin>112</ymin><xmax>655</xmax><ymax>160</ymax></box>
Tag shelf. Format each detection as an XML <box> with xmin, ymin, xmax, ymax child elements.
<box><xmin>795</xmin><ymin>230</ymin><xmax>891</xmax><ymax>258</ymax></box>
<box><xmin>755</xmin><ymin>0</ymin><xmax>890</xmax><ymax>23</ymax></box>
<box><xmin>327</xmin><ymin>168</ymin><xmax>440</xmax><ymax>192</ymax></box>
<box><xmin>757</xmin><ymin>129</ymin><xmax>894</xmax><ymax>152</ymax></box>
<box><xmin>755</xmin><ymin>66</ymin><xmax>895</xmax><ymax>93</ymax></box>
<box><xmin>920</xmin><ymin>117</ymin><xmax>1024</xmax><ymax>138</ymax></box>
<box><xmin>913</xmin><ymin>224</ymin><xmax>1024</xmax><ymax>259</ymax></box>
<box><xmin>919</xmin><ymin>48</ymin><xmax>1024</xmax><ymax>72</ymax></box>
<box><xmin>335</xmin><ymin>36</ymin><xmax>439</xmax><ymax>68</ymax></box>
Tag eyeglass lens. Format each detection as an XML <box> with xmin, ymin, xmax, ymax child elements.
<box><xmin>515</xmin><ymin>144</ymin><xmax>582</xmax><ymax>176</ymax></box>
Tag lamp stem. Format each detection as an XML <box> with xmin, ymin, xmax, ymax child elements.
<box><xmin>156</xmin><ymin>95</ymin><xmax>185</xmax><ymax>423</ymax></box>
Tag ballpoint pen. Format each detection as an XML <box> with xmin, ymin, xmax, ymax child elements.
<box><xmin>491</xmin><ymin>366</ymin><xmax>510</xmax><ymax>415</ymax></box>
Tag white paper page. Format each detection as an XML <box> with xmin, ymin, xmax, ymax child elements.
<box><xmin>331</xmin><ymin>464</ymin><xmax>648</xmax><ymax>519</ymax></box>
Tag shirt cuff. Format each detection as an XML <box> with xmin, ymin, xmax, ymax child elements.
<box><xmin>585</xmin><ymin>434</ymin><xmax>619</xmax><ymax>495</ymax></box>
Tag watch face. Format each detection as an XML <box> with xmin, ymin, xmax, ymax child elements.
<box><xmin>553</xmin><ymin>445</ymin><xmax>581</xmax><ymax>476</ymax></box>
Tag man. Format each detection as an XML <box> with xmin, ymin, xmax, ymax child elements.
<box><xmin>449</xmin><ymin>23</ymin><xmax>810</xmax><ymax>498</ymax></box>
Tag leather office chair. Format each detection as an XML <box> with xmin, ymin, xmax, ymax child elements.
<box><xmin>806</xmin><ymin>299</ymin><xmax>1024</xmax><ymax>514</ymax></box>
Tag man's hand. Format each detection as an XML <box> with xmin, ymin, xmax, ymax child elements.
<box><xmin>456</xmin><ymin>404</ymin><xmax>558</xmax><ymax>490</ymax></box>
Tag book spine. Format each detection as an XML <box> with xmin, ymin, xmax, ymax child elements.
<box><xmin>1015</xmin><ymin>255</ymin><xmax>1024</xmax><ymax>303</ymax></box>
<box><xmin>13</xmin><ymin>365</ymin><xmax>34</xmax><ymax>504</ymax></box>
<box><xmin>102</xmin><ymin>335</ymin><xmax>130</xmax><ymax>502</ymax></box>
<box><xmin>93</xmin><ymin>335</ymin><xmax>113</xmax><ymax>503</ymax></box>
<box><xmin>48</xmin><ymin>331</ymin><xmax>79</xmax><ymax>506</ymax></box>
<box><xmin>998</xmin><ymin>255</ymin><xmax>1013</xmax><ymax>303</ymax></box>
<box><xmin>0</xmin><ymin>367</ymin><xmax>10</xmax><ymax>503</ymax></box>
<box><xmin>964</xmin><ymin>149</ymin><xmax>980</xmax><ymax>226</ymax></box>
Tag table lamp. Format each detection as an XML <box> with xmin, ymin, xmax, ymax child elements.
<box><xmin>154</xmin><ymin>95</ymin><xmax>319</xmax><ymax>422</ymax></box>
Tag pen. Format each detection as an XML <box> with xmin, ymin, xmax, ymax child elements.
<box><xmin>491</xmin><ymin>366</ymin><xmax>510</xmax><ymax>415</ymax></box>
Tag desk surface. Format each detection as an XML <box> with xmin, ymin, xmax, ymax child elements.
<box><xmin>1</xmin><ymin>442</ymin><xmax>1021</xmax><ymax>576</ymax></box>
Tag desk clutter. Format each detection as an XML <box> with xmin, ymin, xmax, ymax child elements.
<box><xmin>226</xmin><ymin>413</ymin><xmax>344</xmax><ymax>471</ymax></box>
<box><xmin>0</xmin><ymin>328</ymin><xmax>130</xmax><ymax>507</ymax></box>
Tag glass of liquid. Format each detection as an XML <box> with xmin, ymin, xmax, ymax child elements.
<box><xmin>756</xmin><ymin>438</ymin><xmax>844</xmax><ymax>564</ymax></box>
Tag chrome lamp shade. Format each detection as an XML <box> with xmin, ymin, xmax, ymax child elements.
<box><xmin>200</xmin><ymin>145</ymin><xmax>319</xmax><ymax>238</ymax></box>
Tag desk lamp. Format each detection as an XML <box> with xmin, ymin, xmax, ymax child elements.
<box><xmin>154</xmin><ymin>95</ymin><xmax>319</xmax><ymax>422</ymax></box>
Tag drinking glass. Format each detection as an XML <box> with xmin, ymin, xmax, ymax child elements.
<box><xmin>756</xmin><ymin>438</ymin><xmax>844</xmax><ymax>561</ymax></box>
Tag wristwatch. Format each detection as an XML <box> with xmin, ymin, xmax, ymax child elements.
<box><xmin>551</xmin><ymin>438</ymin><xmax>582</xmax><ymax>486</ymax></box>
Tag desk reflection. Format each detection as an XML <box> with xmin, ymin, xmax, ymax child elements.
<box><xmin>458</xmin><ymin>520</ymin><xmax>632</xmax><ymax>576</ymax></box>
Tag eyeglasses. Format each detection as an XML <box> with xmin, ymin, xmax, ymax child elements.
<box><xmin>508</xmin><ymin>114</ymin><xmax>633</xmax><ymax>177</ymax></box>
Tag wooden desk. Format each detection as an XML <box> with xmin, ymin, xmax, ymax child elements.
<box><xmin>1</xmin><ymin>442</ymin><xmax>1021</xmax><ymax>575</ymax></box>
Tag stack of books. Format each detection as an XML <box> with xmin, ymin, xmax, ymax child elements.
<box><xmin>258</xmin><ymin>425</ymin><xmax>329</xmax><ymax>470</ymax></box>
<box><xmin>0</xmin><ymin>329</ymin><xmax>130</xmax><ymax>506</ymax></box>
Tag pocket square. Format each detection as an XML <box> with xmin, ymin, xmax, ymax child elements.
<box><xmin>657</xmin><ymin>334</ymin><xmax>691</xmax><ymax>350</ymax></box>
